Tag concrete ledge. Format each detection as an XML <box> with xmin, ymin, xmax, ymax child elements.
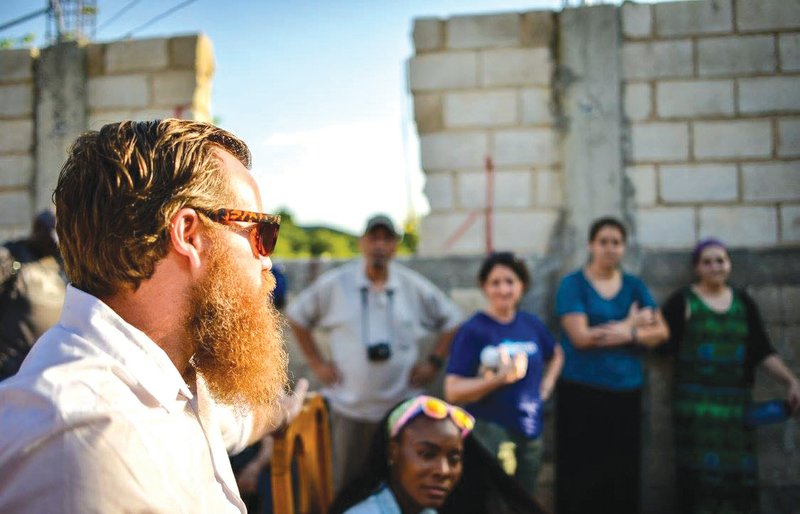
<box><xmin>446</xmin><ymin>13</ymin><xmax>519</xmax><ymax>49</ymax></box>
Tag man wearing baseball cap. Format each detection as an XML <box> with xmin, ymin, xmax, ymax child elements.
<box><xmin>287</xmin><ymin>213</ymin><xmax>463</xmax><ymax>492</ymax></box>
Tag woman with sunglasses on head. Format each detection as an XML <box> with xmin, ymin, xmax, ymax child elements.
<box><xmin>662</xmin><ymin>238</ymin><xmax>800</xmax><ymax>514</ymax></box>
<box><xmin>443</xmin><ymin>251</ymin><xmax>563</xmax><ymax>498</ymax></box>
<box><xmin>329</xmin><ymin>395</ymin><xmax>544</xmax><ymax>514</ymax></box>
<box><xmin>554</xmin><ymin>216</ymin><xmax>669</xmax><ymax>514</ymax></box>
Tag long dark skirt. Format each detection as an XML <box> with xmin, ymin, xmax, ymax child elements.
<box><xmin>555</xmin><ymin>380</ymin><xmax>642</xmax><ymax>514</ymax></box>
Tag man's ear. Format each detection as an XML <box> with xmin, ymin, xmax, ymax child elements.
<box><xmin>168</xmin><ymin>208</ymin><xmax>208</xmax><ymax>272</ymax></box>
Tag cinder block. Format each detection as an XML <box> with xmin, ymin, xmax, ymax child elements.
<box><xmin>0</xmin><ymin>155</ymin><xmax>33</xmax><ymax>188</ymax></box>
<box><xmin>450</xmin><ymin>287</ymin><xmax>486</xmax><ymax>318</ymax></box>
<box><xmin>423</xmin><ymin>172</ymin><xmax>454</xmax><ymax>211</ymax></box>
<box><xmin>781</xmin><ymin>204</ymin><xmax>800</xmax><ymax>243</ymax></box>
<box><xmin>625</xmin><ymin>165</ymin><xmax>657</xmax><ymax>206</ymax></box>
<box><xmin>521</xmin><ymin>88</ymin><xmax>551</xmax><ymax>125</ymax></box>
<box><xmin>624</xmin><ymin>83</ymin><xmax>652</xmax><ymax>121</ymax></box>
<box><xmin>85</xmin><ymin>44</ymin><xmax>105</xmax><ymax>77</ymax></box>
<box><xmin>780</xmin><ymin>33</ymin><xmax>800</xmax><ymax>72</ymax></box>
<box><xmin>0</xmin><ymin>119</ymin><xmax>33</xmax><ymax>153</ymax></box>
<box><xmin>742</xmin><ymin>162</ymin><xmax>800</xmax><ymax>202</ymax></box>
<box><xmin>781</xmin><ymin>286</ymin><xmax>800</xmax><ymax>323</ymax></box>
<box><xmin>659</xmin><ymin>164</ymin><xmax>738</xmax><ymax>203</ymax></box>
<box><xmin>459</xmin><ymin>169</ymin><xmax>533</xmax><ymax>209</ymax></box>
<box><xmin>106</xmin><ymin>38</ymin><xmax>168</xmax><ymax>73</ymax></box>
<box><xmin>694</xmin><ymin>120</ymin><xmax>772</xmax><ymax>159</ymax></box>
<box><xmin>414</xmin><ymin>93</ymin><xmax>443</xmax><ymax>134</ymax></box>
<box><xmin>654</xmin><ymin>0</ymin><xmax>733</xmax><ymax>36</ymax></box>
<box><xmin>480</xmin><ymin>48</ymin><xmax>551</xmax><ymax>87</ymax></box>
<box><xmin>492</xmin><ymin>129</ymin><xmax>558</xmax><ymax>167</ymax></box>
<box><xmin>408</xmin><ymin>53</ymin><xmax>478</xmax><ymax>91</ymax></box>
<box><xmin>622</xmin><ymin>3</ymin><xmax>652</xmax><ymax>38</ymax></box>
<box><xmin>749</xmin><ymin>287</ymin><xmax>782</xmax><ymax>323</ymax></box>
<box><xmin>736</xmin><ymin>0</ymin><xmax>800</xmax><ymax>32</ymax></box>
<box><xmin>87</xmin><ymin>110</ymin><xmax>133</xmax><ymax>129</ymax></box>
<box><xmin>520</xmin><ymin>12</ymin><xmax>554</xmax><ymax>48</ymax></box>
<box><xmin>153</xmin><ymin>71</ymin><xmax>196</xmax><ymax>106</ymax></box>
<box><xmin>535</xmin><ymin>169</ymin><xmax>563</xmax><ymax>207</ymax></box>
<box><xmin>739</xmin><ymin>77</ymin><xmax>800</xmax><ymax>114</ymax></box>
<box><xmin>444</xmin><ymin>90</ymin><xmax>517</xmax><ymax>128</ymax></box>
<box><xmin>0</xmin><ymin>48</ymin><xmax>36</xmax><ymax>82</ymax></box>
<box><xmin>0</xmin><ymin>191</ymin><xmax>32</xmax><ymax>225</ymax></box>
<box><xmin>636</xmin><ymin>207</ymin><xmax>696</xmax><ymax>248</ymax></box>
<box><xmin>698</xmin><ymin>35</ymin><xmax>776</xmax><ymax>77</ymax></box>
<box><xmin>413</xmin><ymin>18</ymin><xmax>443</xmax><ymax>52</ymax></box>
<box><xmin>622</xmin><ymin>41</ymin><xmax>693</xmax><ymax>80</ymax></box>
<box><xmin>447</xmin><ymin>13</ymin><xmax>519</xmax><ymax>49</ymax></box>
<box><xmin>699</xmin><ymin>206</ymin><xmax>777</xmax><ymax>247</ymax></box>
<box><xmin>170</xmin><ymin>35</ymin><xmax>214</xmax><ymax>78</ymax></box>
<box><xmin>0</xmin><ymin>84</ymin><xmax>33</xmax><ymax>117</ymax></box>
<box><xmin>492</xmin><ymin>209</ymin><xmax>558</xmax><ymax>255</ymax></box>
<box><xmin>131</xmin><ymin>108</ymin><xmax>179</xmax><ymax>121</ymax></box>
<box><xmin>418</xmin><ymin>212</ymin><xmax>485</xmax><ymax>256</ymax></box>
<box><xmin>656</xmin><ymin>80</ymin><xmax>734</xmax><ymax>118</ymax></box>
<box><xmin>630</xmin><ymin>122</ymin><xmax>689</xmax><ymax>162</ymax></box>
<box><xmin>420</xmin><ymin>132</ymin><xmax>488</xmax><ymax>170</ymax></box>
<box><xmin>779</xmin><ymin>119</ymin><xmax>800</xmax><ymax>157</ymax></box>
<box><xmin>87</xmin><ymin>74</ymin><xmax>149</xmax><ymax>109</ymax></box>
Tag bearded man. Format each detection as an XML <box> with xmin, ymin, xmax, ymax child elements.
<box><xmin>0</xmin><ymin>120</ymin><xmax>291</xmax><ymax>513</ymax></box>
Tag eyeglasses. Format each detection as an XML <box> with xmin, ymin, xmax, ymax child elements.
<box><xmin>387</xmin><ymin>395</ymin><xmax>475</xmax><ymax>439</ymax></box>
<box><xmin>198</xmin><ymin>208</ymin><xmax>281</xmax><ymax>257</ymax></box>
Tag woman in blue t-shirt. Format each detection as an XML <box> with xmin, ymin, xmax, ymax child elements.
<box><xmin>444</xmin><ymin>252</ymin><xmax>563</xmax><ymax>497</ymax></box>
<box><xmin>554</xmin><ymin>217</ymin><xmax>668</xmax><ymax>514</ymax></box>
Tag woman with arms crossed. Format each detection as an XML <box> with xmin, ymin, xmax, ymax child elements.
<box><xmin>444</xmin><ymin>252</ymin><xmax>563</xmax><ymax>497</ymax></box>
<box><xmin>555</xmin><ymin>217</ymin><xmax>668</xmax><ymax>514</ymax></box>
<box><xmin>662</xmin><ymin>238</ymin><xmax>800</xmax><ymax>514</ymax></box>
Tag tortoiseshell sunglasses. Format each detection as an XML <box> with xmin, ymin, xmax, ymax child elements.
<box><xmin>198</xmin><ymin>208</ymin><xmax>281</xmax><ymax>257</ymax></box>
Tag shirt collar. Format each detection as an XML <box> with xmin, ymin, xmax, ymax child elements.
<box><xmin>356</xmin><ymin>258</ymin><xmax>399</xmax><ymax>291</ymax></box>
<box><xmin>59</xmin><ymin>285</ymin><xmax>193</xmax><ymax>411</ymax></box>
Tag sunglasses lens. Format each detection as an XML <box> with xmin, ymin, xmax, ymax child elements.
<box><xmin>452</xmin><ymin>408</ymin><xmax>474</xmax><ymax>431</ymax></box>
<box><xmin>423</xmin><ymin>398</ymin><xmax>448</xmax><ymax>419</ymax></box>
<box><xmin>256</xmin><ymin>222</ymin><xmax>280</xmax><ymax>256</ymax></box>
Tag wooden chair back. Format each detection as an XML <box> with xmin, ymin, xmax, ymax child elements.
<box><xmin>270</xmin><ymin>393</ymin><xmax>334</xmax><ymax>514</ymax></box>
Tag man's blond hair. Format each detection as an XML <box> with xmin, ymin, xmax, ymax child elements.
<box><xmin>54</xmin><ymin>119</ymin><xmax>251</xmax><ymax>297</ymax></box>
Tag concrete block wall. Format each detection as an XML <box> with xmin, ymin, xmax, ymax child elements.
<box><xmin>86</xmin><ymin>35</ymin><xmax>214</xmax><ymax>128</ymax></box>
<box><xmin>408</xmin><ymin>12</ymin><xmax>561</xmax><ymax>257</ymax></box>
<box><xmin>0</xmin><ymin>34</ymin><xmax>213</xmax><ymax>240</ymax></box>
<box><xmin>0</xmin><ymin>48</ymin><xmax>38</xmax><ymax>242</ymax></box>
<box><xmin>622</xmin><ymin>0</ymin><xmax>800</xmax><ymax>249</ymax></box>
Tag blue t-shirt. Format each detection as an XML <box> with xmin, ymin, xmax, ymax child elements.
<box><xmin>446</xmin><ymin>311</ymin><xmax>556</xmax><ymax>439</ymax></box>
<box><xmin>555</xmin><ymin>269</ymin><xmax>656</xmax><ymax>390</ymax></box>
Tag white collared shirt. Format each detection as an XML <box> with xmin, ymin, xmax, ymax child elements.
<box><xmin>286</xmin><ymin>259</ymin><xmax>463</xmax><ymax>421</ymax></box>
<box><xmin>0</xmin><ymin>285</ymin><xmax>252</xmax><ymax>513</ymax></box>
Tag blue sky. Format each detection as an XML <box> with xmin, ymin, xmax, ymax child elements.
<box><xmin>3</xmin><ymin>0</ymin><xmax>570</xmax><ymax>233</ymax></box>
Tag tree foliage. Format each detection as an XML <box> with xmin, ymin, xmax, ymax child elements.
<box><xmin>272</xmin><ymin>208</ymin><xmax>418</xmax><ymax>259</ymax></box>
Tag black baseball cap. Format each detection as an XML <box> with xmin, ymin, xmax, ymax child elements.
<box><xmin>364</xmin><ymin>214</ymin><xmax>399</xmax><ymax>238</ymax></box>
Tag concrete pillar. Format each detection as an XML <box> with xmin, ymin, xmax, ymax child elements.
<box><xmin>35</xmin><ymin>42</ymin><xmax>87</xmax><ymax>212</ymax></box>
<box><xmin>558</xmin><ymin>5</ymin><xmax>624</xmax><ymax>268</ymax></box>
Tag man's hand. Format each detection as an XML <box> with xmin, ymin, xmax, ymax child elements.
<box><xmin>311</xmin><ymin>361</ymin><xmax>341</xmax><ymax>386</ymax></box>
<box><xmin>409</xmin><ymin>361</ymin><xmax>438</xmax><ymax>388</ymax></box>
<box><xmin>280</xmin><ymin>378</ymin><xmax>309</xmax><ymax>428</ymax></box>
<box><xmin>788</xmin><ymin>379</ymin><xmax>800</xmax><ymax>415</ymax></box>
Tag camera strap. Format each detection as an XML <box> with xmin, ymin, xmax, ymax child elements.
<box><xmin>360</xmin><ymin>286</ymin><xmax>395</xmax><ymax>347</ymax></box>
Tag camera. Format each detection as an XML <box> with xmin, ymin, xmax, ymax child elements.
<box><xmin>366</xmin><ymin>342</ymin><xmax>392</xmax><ymax>362</ymax></box>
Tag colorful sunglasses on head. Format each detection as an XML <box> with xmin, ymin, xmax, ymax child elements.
<box><xmin>387</xmin><ymin>395</ymin><xmax>475</xmax><ymax>439</ymax></box>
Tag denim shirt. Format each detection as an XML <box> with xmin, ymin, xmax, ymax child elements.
<box><xmin>345</xmin><ymin>483</ymin><xmax>438</xmax><ymax>514</ymax></box>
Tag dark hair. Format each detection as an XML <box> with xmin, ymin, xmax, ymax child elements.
<box><xmin>478</xmin><ymin>252</ymin><xmax>530</xmax><ymax>292</ymax></box>
<box><xmin>588</xmin><ymin>216</ymin><xmax>627</xmax><ymax>243</ymax></box>
<box><xmin>329</xmin><ymin>399</ymin><xmax>545</xmax><ymax>514</ymax></box>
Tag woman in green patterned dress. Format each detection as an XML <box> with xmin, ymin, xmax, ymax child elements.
<box><xmin>662</xmin><ymin>238</ymin><xmax>800</xmax><ymax>514</ymax></box>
